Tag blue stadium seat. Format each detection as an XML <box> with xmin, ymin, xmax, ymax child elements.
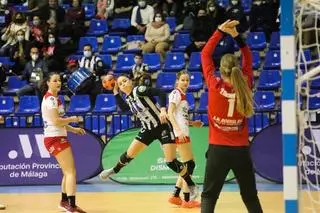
<box><xmin>188</xmin><ymin>72</ymin><xmax>203</xmax><ymax>92</ymax></box>
<box><xmin>241</xmin><ymin>0</ymin><xmax>252</xmax><ymax>13</ymax></box>
<box><xmin>156</xmin><ymin>73</ymin><xmax>176</xmax><ymax>92</ymax></box>
<box><xmin>166</xmin><ymin>17</ymin><xmax>176</xmax><ymax>33</ymax></box>
<box><xmin>93</xmin><ymin>94</ymin><xmax>116</xmax><ymax>113</ymax></box>
<box><xmin>0</xmin><ymin>96</ymin><xmax>14</xmax><ymax>115</ymax></box>
<box><xmin>198</xmin><ymin>92</ymin><xmax>208</xmax><ymax>112</ymax></box>
<box><xmin>163</xmin><ymin>52</ymin><xmax>185</xmax><ymax>72</ymax></box>
<box><xmin>213</xmin><ymin>36</ymin><xmax>235</xmax><ymax>59</ymax></box>
<box><xmin>246</xmin><ymin>32</ymin><xmax>267</xmax><ymax>51</ymax></box>
<box><xmin>99</xmin><ymin>54</ymin><xmax>112</xmax><ymax>70</ymax></box>
<box><xmin>108</xmin><ymin>115</ymin><xmax>133</xmax><ymax>136</ymax></box>
<box><xmin>3</xmin><ymin>76</ymin><xmax>27</xmax><ymax>96</ymax></box>
<box><xmin>0</xmin><ymin>57</ymin><xmax>15</xmax><ymax>67</ymax></box>
<box><xmin>83</xmin><ymin>4</ymin><xmax>95</xmax><ymax>19</ymax></box>
<box><xmin>188</xmin><ymin>52</ymin><xmax>201</xmax><ymax>72</ymax></box>
<box><xmin>248</xmin><ymin>113</ymin><xmax>269</xmax><ymax>135</ymax></box>
<box><xmin>254</xmin><ymin>91</ymin><xmax>276</xmax><ymax>110</ymax></box>
<box><xmin>252</xmin><ymin>51</ymin><xmax>261</xmax><ymax>69</ymax></box>
<box><xmin>110</xmin><ymin>18</ymin><xmax>131</xmax><ymax>36</ymax></box>
<box><xmin>16</xmin><ymin>96</ymin><xmax>40</xmax><ymax>115</ymax></box>
<box><xmin>311</xmin><ymin>77</ymin><xmax>320</xmax><ymax>89</ymax></box>
<box><xmin>309</xmin><ymin>90</ymin><xmax>320</xmax><ymax>109</ymax></box>
<box><xmin>257</xmin><ymin>70</ymin><xmax>281</xmax><ymax>90</ymax></box>
<box><xmin>88</xmin><ymin>115</ymin><xmax>106</xmax><ymax>136</ymax></box>
<box><xmin>127</xmin><ymin>34</ymin><xmax>145</xmax><ymax>42</ymax></box>
<box><xmin>115</xmin><ymin>54</ymin><xmax>135</xmax><ymax>73</ymax></box>
<box><xmin>194</xmin><ymin>114</ymin><xmax>209</xmax><ymax>126</ymax></box>
<box><xmin>67</xmin><ymin>95</ymin><xmax>91</xmax><ymax>114</ymax></box>
<box><xmin>77</xmin><ymin>37</ymin><xmax>98</xmax><ymax>53</ymax></box>
<box><xmin>101</xmin><ymin>36</ymin><xmax>122</xmax><ymax>54</ymax></box>
<box><xmin>299</xmin><ymin>49</ymin><xmax>312</xmax><ymax>70</ymax></box>
<box><xmin>58</xmin><ymin>95</ymin><xmax>65</xmax><ymax>107</ymax></box>
<box><xmin>216</xmin><ymin>0</ymin><xmax>229</xmax><ymax>8</ymax></box>
<box><xmin>263</xmin><ymin>50</ymin><xmax>280</xmax><ymax>69</ymax></box>
<box><xmin>13</xmin><ymin>5</ymin><xmax>28</xmax><ymax>12</ymax></box>
<box><xmin>86</xmin><ymin>19</ymin><xmax>108</xmax><ymax>36</ymax></box>
<box><xmin>171</xmin><ymin>33</ymin><xmax>191</xmax><ymax>52</ymax></box>
<box><xmin>61</xmin><ymin>4</ymin><xmax>70</xmax><ymax>11</ymax></box>
<box><xmin>269</xmin><ymin>31</ymin><xmax>280</xmax><ymax>50</ymax></box>
<box><xmin>143</xmin><ymin>53</ymin><xmax>161</xmax><ymax>72</ymax></box>
<box><xmin>32</xmin><ymin>115</ymin><xmax>43</xmax><ymax>127</ymax></box>
<box><xmin>186</xmin><ymin>93</ymin><xmax>195</xmax><ymax>111</ymax></box>
<box><xmin>5</xmin><ymin>116</ymin><xmax>26</xmax><ymax>127</ymax></box>
<box><xmin>67</xmin><ymin>54</ymin><xmax>82</xmax><ymax>61</ymax></box>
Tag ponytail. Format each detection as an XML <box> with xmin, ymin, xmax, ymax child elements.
<box><xmin>230</xmin><ymin>67</ymin><xmax>254</xmax><ymax>117</ymax></box>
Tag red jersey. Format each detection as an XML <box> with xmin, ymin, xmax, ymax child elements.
<box><xmin>201</xmin><ymin>30</ymin><xmax>253</xmax><ymax>146</ymax></box>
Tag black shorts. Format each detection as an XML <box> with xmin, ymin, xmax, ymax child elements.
<box><xmin>135</xmin><ymin>123</ymin><xmax>175</xmax><ymax>146</ymax></box>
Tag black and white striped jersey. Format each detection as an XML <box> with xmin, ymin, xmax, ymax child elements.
<box><xmin>115</xmin><ymin>85</ymin><xmax>167</xmax><ymax>130</ymax></box>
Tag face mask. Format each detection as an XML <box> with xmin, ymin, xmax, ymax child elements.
<box><xmin>48</xmin><ymin>37</ymin><xmax>55</xmax><ymax>44</ymax></box>
<box><xmin>231</xmin><ymin>0</ymin><xmax>238</xmax><ymax>5</ymax></box>
<box><xmin>17</xmin><ymin>35</ymin><xmax>24</xmax><ymax>42</ymax></box>
<box><xmin>84</xmin><ymin>51</ymin><xmax>92</xmax><ymax>58</ymax></box>
<box><xmin>33</xmin><ymin>20</ymin><xmax>40</xmax><ymax>26</ymax></box>
<box><xmin>138</xmin><ymin>1</ymin><xmax>146</xmax><ymax>8</ymax></box>
<box><xmin>209</xmin><ymin>6</ymin><xmax>215</xmax><ymax>12</ymax></box>
<box><xmin>155</xmin><ymin>17</ymin><xmax>162</xmax><ymax>22</ymax></box>
<box><xmin>31</xmin><ymin>54</ymin><xmax>39</xmax><ymax>61</ymax></box>
<box><xmin>134</xmin><ymin>58</ymin><xmax>142</xmax><ymax>64</ymax></box>
<box><xmin>255</xmin><ymin>1</ymin><xmax>262</xmax><ymax>5</ymax></box>
<box><xmin>1</xmin><ymin>0</ymin><xmax>7</xmax><ymax>5</ymax></box>
<box><xmin>15</xmin><ymin>18</ymin><xmax>24</xmax><ymax>24</ymax></box>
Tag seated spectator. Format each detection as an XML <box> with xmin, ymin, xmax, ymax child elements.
<box><xmin>17</xmin><ymin>46</ymin><xmax>48</xmax><ymax>98</ymax></box>
<box><xmin>206</xmin><ymin>0</ymin><xmax>226</xmax><ymax>31</ymax></box>
<box><xmin>162</xmin><ymin>0</ymin><xmax>178</xmax><ymax>17</ymax></box>
<box><xmin>61</xmin><ymin>0</ymin><xmax>85</xmax><ymax>41</ymax></box>
<box><xmin>142</xmin><ymin>13</ymin><xmax>170</xmax><ymax>62</ymax></box>
<box><xmin>0</xmin><ymin>62</ymin><xmax>7</xmax><ymax>93</ymax></box>
<box><xmin>47</xmin><ymin>0</ymin><xmax>65</xmax><ymax>26</ymax></box>
<box><xmin>26</xmin><ymin>0</ymin><xmax>50</xmax><ymax>21</ymax></box>
<box><xmin>113</xmin><ymin>0</ymin><xmax>135</xmax><ymax>18</ymax></box>
<box><xmin>185</xmin><ymin>8</ymin><xmax>213</xmax><ymax>58</ymax></box>
<box><xmin>131</xmin><ymin>52</ymin><xmax>149</xmax><ymax>81</ymax></box>
<box><xmin>225</xmin><ymin>0</ymin><xmax>248</xmax><ymax>33</ymax></box>
<box><xmin>96</xmin><ymin>0</ymin><xmax>114</xmax><ymax>19</ymax></box>
<box><xmin>42</xmin><ymin>33</ymin><xmax>64</xmax><ymax>70</ymax></box>
<box><xmin>30</xmin><ymin>15</ymin><xmax>47</xmax><ymax>48</ymax></box>
<box><xmin>78</xmin><ymin>44</ymin><xmax>105</xmax><ymax>77</ymax></box>
<box><xmin>0</xmin><ymin>12</ymin><xmax>30</xmax><ymax>56</ymax></box>
<box><xmin>0</xmin><ymin>0</ymin><xmax>13</xmax><ymax>31</ymax></box>
<box><xmin>130</xmin><ymin>0</ymin><xmax>154</xmax><ymax>35</ymax></box>
<box><xmin>9</xmin><ymin>29</ymin><xmax>31</xmax><ymax>75</ymax></box>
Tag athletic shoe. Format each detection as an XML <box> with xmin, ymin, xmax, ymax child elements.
<box><xmin>66</xmin><ymin>205</ymin><xmax>86</xmax><ymax>213</ymax></box>
<box><xmin>189</xmin><ymin>185</ymin><xmax>199</xmax><ymax>200</ymax></box>
<box><xmin>58</xmin><ymin>200</ymin><xmax>68</xmax><ymax>211</ymax></box>
<box><xmin>168</xmin><ymin>196</ymin><xmax>182</xmax><ymax>206</ymax></box>
<box><xmin>0</xmin><ymin>203</ymin><xmax>5</xmax><ymax>210</ymax></box>
<box><xmin>181</xmin><ymin>200</ymin><xmax>201</xmax><ymax>208</ymax></box>
<box><xmin>99</xmin><ymin>168</ymin><xmax>115</xmax><ymax>181</ymax></box>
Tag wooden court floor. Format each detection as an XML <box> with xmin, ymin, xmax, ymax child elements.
<box><xmin>0</xmin><ymin>191</ymin><xmax>285</xmax><ymax>213</ymax></box>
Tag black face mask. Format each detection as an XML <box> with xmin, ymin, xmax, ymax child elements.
<box><xmin>198</xmin><ymin>16</ymin><xmax>208</xmax><ymax>21</ymax></box>
<box><xmin>15</xmin><ymin>18</ymin><xmax>24</xmax><ymax>24</ymax></box>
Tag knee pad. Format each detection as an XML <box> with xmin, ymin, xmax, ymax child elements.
<box><xmin>184</xmin><ymin>160</ymin><xmax>195</xmax><ymax>175</ymax></box>
<box><xmin>119</xmin><ymin>152</ymin><xmax>133</xmax><ymax>165</ymax></box>
<box><xmin>166</xmin><ymin>159</ymin><xmax>184</xmax><ymax>174</ymax></box>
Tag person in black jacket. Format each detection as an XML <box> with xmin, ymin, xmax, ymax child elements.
<box><xmin>225</xmin><ymin>0</ymin><xmax>248</xmax><ymax>33</ymax></box>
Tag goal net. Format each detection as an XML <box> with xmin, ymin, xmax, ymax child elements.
<box><xmin>296</xmin><ymin>0</ymin><xmax>320</xmax><ymax>212</ymax></box>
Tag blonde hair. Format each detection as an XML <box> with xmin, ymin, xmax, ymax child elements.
<box><xmin>220</xmin><ymin>54</ymin><xmax>254</xmax><ymax>117</ymax></box>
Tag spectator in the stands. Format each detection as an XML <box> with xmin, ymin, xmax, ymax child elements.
<box><xmin>130</xmin><ymin>52</ymin><xmax>149</xmax><ymax>81</ymax></box>
<box><xmin>61</xmin><ymin>0</ymin><xmax>85</xmax><ymax>41</ymax></box>
<box><xmin>9</xmin><ymin>29</ymin><xmax>31</xmax><ymax>75</ymax></box>
<box><xmin>130</xmin><ymin>0</ymin><xmax>154</xmax><ymax>34</ymax></box>
<box><xmin>47</xmin><ymin>0</ymin><xmax>65</xmax><ymax>26</ymax></box>
<box><xmin>30</xmin><ymin>15</ymin><xmax>47</xmax><ymax>48</ymax></box>
<box><xmin>185</xmin><ymin>8</ymin><xmax>214</xmax><ymax>58</ymax></box>
<box><xmin>17</xmin><ymin>46</ymin><xmax>48</xmax><ymax>98</ymax></box>
<box><xmin>42</xmin><ymin>33</ymin><xmax>64</xmax><ymax>71</ymax></box>
<box><xmin>225</xmin><ymin>0</ymin><xmax>248</xmax><ymax>33</ymax></box>
<box><xmin>142</xmin><ymin>12</ymin><xmax>170</xmax><ymax>62</ymax></box>
<box><xmin>206</xmin><ymin>0</ymin><xmax>226</xmax><ymax>31</ymax></box>
<box><xmin>26</xmin><ymin>0</ymin><xmax>50</xmax><ymax>21</ymax></box>
<box><xmin>96</xmin><ymin>0</ymin><xmax>114</xmax><ymax>19</ymax></box>
<box><xmin>0</xmin><ymin>12</ymin><xmax>30</xmax><ymax>56</ymax></box>
<box><xmin>113</xmin><ymin>0</ymin><xmax>135</xmax><ymax>18</ymax></box>
<box><xmin>162</xmin><ymin>0</ymin><xmax>178</xmax><ymax>17</ymax></box>
<box><xmin>78</xmin><ymin>44</ymin><xmax>105</xmax><ymax>77</ymax></box>
<box><xmin>0</xmin><ymin>0</ymin><xmax>13</xmax><ymax>31</ymax></box>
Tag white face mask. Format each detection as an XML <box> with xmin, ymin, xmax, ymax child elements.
<box><xmin>31</xmin><ymin>54</ymin><xmax>39</xmax><ymax>61</ymax></box>
<box><xmin>209</xmin><ymin>6</ymin><xmax>215</xmax><ymax>12</ymax></box>
<box><xmin>17</xmin><ymin>35</ymin><xmax>24</xmax><ymax>42</ymax></box>
<box><xmin>134</xmin><ymin>58</ymin><xmax>142</xmax><ymax>64</ymax></box>
<box><xmin>33</xmin><ymin>20</ymin><xmax>40</xmax><ymax>26</ymax></box>
<box><xmin>48</xmin><ymin>37</ymin><xmax>55</xmax><ymax>44</ymax></box>
<box><xmin>138</xmin><ymin>1</ymin><xmax>146</xmax><ymax>7</ymax></box>
<box><xmin>231</xmin><ymin>0</ymin><xmax>238</xmax><ymax>5</ymax></box>
<box><xmin>84</xmin><ymin>50</ymin><xmax>92</xmax><ymax>58</ymax></box>
<box><xmin>155</xmin><ymin>17</ymin><xmax>162</xmax><ymax>22</ymax></box>
<box><xmin>255</xmin><ymin>1</ymin><xmax>262</xmax><ymax>5</ymax></box>
<box><xmin>1</xmin><ymin>0</ymin><xmax>7</xmax><ymax>5</ymax></box>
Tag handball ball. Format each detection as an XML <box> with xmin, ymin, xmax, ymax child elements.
<box><xmin>102</xmin><ymin>74</ymin><xmax>115</xmax><ymax>91</ymax></box>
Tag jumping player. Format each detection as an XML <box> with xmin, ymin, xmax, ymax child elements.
<box><xmin>40</xmin><ymin>72</ymin><xmax>87</xmax><ymax>213</ymax></box>
<box><xmin>99</xmin><ymin>74</ymin><xmax>199</xmax><ymax>200</ymax></box>
<box><xmin>200</xmin><ymin>20</ymin><xmax>263</xmax><ymax>213</ymax></box>
<box><xmin>167</xmin><ymin>71</ymin><xmax>203</xmax><ymax>208</ymax></box>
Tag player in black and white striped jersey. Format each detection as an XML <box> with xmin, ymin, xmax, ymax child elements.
<box><xmin>99</xmin><ymin>74</ymin><xmax>199</xmax><ymax>200</ymax></box>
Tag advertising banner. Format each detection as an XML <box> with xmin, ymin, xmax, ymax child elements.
<box><xmin>0</xmin><ymin>128</ymin><xmax>103</xmax><ymax>185</ymax></box>
<box><xmin>101</xmin><ymin>127</ymin><xmax>235</xmax><ymax>184</ymax></box>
